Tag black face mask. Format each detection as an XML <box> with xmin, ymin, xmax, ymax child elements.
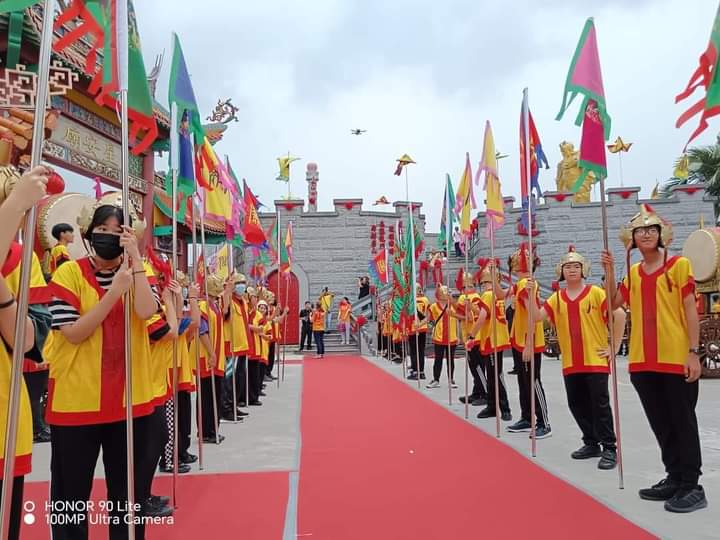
<box><xmin>90</xmin><ymin>232</ymin><xmax>123</xmax><ymax>260</ymax></box>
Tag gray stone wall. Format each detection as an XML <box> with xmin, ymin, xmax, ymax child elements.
<box><xmin>255</xmin><ymin>199</ymin><xmax>426</xmax><ymax>316</ymax></box>
<box><xmin>468</xmin><ymin>184</ymin><xmax>716</xmax><ymax>288</ymax></box>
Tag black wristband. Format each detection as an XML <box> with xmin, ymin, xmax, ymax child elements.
<box><xmin>0</xmin><ymin>297</ymin><xmax>15</xmax><ymax>309</ymax></box>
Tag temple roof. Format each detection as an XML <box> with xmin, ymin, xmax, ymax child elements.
<box><xmin>1</xmin><ymin>6</ymin><xmax>171</xmax><ymax>133</ymax></box>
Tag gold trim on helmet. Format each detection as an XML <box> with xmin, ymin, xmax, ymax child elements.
<box><xmin>176</xmin><ymin>270</ymin><xmax>190</xmax><ymax>288</ymax></box>
<box><xmin>436</xmin><ymin>285</ymin><xmax>450</xmax><ymax>301</ymax></box>
<box><xmin>77</xmin><ymin>191</ymin><xmax>146</xmax><ymax>239</ymax></box>
<box><xmin>508</xmin><ymin>242</ymin><xmax>539</xmax><ymax>274</ymax></box>
<box><xmin>232</xmin><ymin>272</ymin><xmax>247</xmax><ymax>284</ymax></box>
<box><xmin>246</xmin><ymin>286</ymin><xmax>257</xmax><ymax>297</ymax></box>
<box><xmin>461</xmin><ymin>271</ymin><xmax>475</xmax><ymax>288</ymax></box>
<box><xmin>555</xmin><ymin>245</ymin><xmax>590</xmax><ymax>280</ymax></box>
<box><xmin>618</xmin><ymin>203</ymin><xmax>673</xmax><ymax>250</ymax></box>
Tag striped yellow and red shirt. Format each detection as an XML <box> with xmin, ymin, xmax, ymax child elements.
<box><xmin>544</xmin><ymin>285</ymin><xmax>609</xmax><ymax>375</ymax></box>
<box><xmin>476</xmin><ymin>291</ymin><xmax>510</xmax><ymax>354</ymax></box>
<box><xmin>428</xmin><ymin>302</ymin><xmax>458</xmax><ymax>345</ymax></box>
<box><xmin>619</xmin><ymin>256</ymin><xmax>695</xmax><ymax>374</ymax></box>
<box><xmin>510</xmin><ymin>277</ymin><xmax>545</xmax><ymax>353</ymax></box>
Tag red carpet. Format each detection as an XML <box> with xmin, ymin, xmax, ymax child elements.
<box><xmin>297</xmin><ymin>356</ymin><xmax>655</xmax><ymax>540</ymax></box>
<box><xmin>21</xmin><ymin>471</ymin><xmax>288</xmax><ymax>539</ymax></box>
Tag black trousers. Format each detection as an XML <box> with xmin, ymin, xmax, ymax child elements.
<box><xmin>136</xmin><ymin>406</ymin><xmax>165</xmax><ymax>499</ymax></box>
<box><xmin>0</xmin><ymin>476</ymin><xmax>23</xmax><ymax>540</ymax></box>
<box><xmin>24</xmin><ymin>370</ymin><xmax>49</xmax><ymax>435</ymax></box>
<box><xmin>467</xmin><ymin>346</ymin><xmax>488</xmax><ymax>400</ymax></box>
<box><xmin>376</xmin><ymin>326</ymin><xmax>383</xmax><ymax>352</ymax></box>
<box><xmin>484</xmin><ymin>351</ymin><xmax>510</xmax><ymax>413</ymax></box>
<box><xmin>268</xmin><ymin>343</ymin><xmax>276</xmax><ymax>374</ymax></box>
<box><xmin>50</xmin><ymin>415</ymin><xmax>153</xmax><ymax>540</ymax></box>
<box><xmin>564</xmin><ymin>373</ymin><xmax>616</xmax><ymax>450</ymax></box>
<box><xmin>314</xmin><ymin>331</ymin><xmax>325</xmax><ymax>355</ymax></box>
<box><xmin>300</xmin><ymin>324</ymin><xmax>313</xmax><ymax>350</ymax></box>
<box><xmin>247</xmin><ymin>360</ymin><xmax>262</xmax><ymax>402</ymax></box>
<box><xmin>222</xmin><ymin>356</ymin><xmax>248</xmax><ymax>414</ymax></box>
<box><xmin>631</xmin><ymin>372</ymin><xmax>702</xmax><ymax>488</ymax></box>
<box><xmin>514</xmin><ymin>349</ymin><xmax>550</xmax><ymax>428</ymax></box>
<box><xmin>408</xmin><ymin>333</ymin><xmax>426</xmax><ymax>373</ymax></box>
<box><xmin>198</xmin><ymin>375</ymin><xmax>222</xmax><ymax>439</ymax></box>
<box><xmin>433</xmin><ymin>344</ymin><xmax>456</xmax><ymax>381</ymax></box>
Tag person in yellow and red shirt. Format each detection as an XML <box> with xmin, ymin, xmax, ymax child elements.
<box><xmin>407</xmin><ymin>285</ymin><xmax>429</xmax><ymax>380</ymax></box>
<box><xmin>188</xmin><ymin>273</ymin><xmax>226</xmax><ymax>443</ymax></box>
<box><xmin>49</xmin><ymin>222</ymin><xmax>74</xmax><ymax>275</ymax></box>
<box><xmin>138</xmin><ymin>275</ymin><xmax>182</xmax><ymax>518</ymax></box>
<box><xmin>466</xmin><ymin>259</ymin><xmax>512</xmax><ymax>422</ymax></box>
<box><xmin>266</xmin><ymin>296</ymin><xmax>289</xmax><ymax>381</ymax></box>
<box><xmin>243</xmin><ymin>287</ymin><xmax>264</xmax><ymax>405</ymax></box>
<box><xmin>222</xmin><ymin>273</ymin><xmax>251</xmax><ymax>419</ymax></box>
<box><xmin>249</xmin><ymin>301</ymin><xmax>274</xmax><ymax>394</ymax></box>
<box><xmin>603</xmin><ymin>205</ymin><xmax>706</xmax><ymax>513</ymax></box>
<box><xmin>47</xmin><ymin>195</ymin><xmax>159</xmax><ymax>538</ymax></box>
<box><xmin>426</xmin><ymin>285</ymin><xmax>460</xmax><ymax>389</ymax></box>
<box><xmin>311</xmin><ymin>302</ymin><xmax>326</xmax><ymax>358</ymax></box>
<box><xmin>381</xmin><ymin>300</ymin><xmax>393</xmax><ymax>361</ymax></box>
<box><xmin>505</xmin><ymin>243</ymin><xmax>550</xmax><ymax>438</ymax></box>
<box><xmin>455</xmin><ymin>269</ymin><xmax>487</xmax><ymax>405</ymax></box>
<box><xmin>529</xmin><ymin>246</ymin><xmax>625</xmax><ymax>471</ymax></box>
<box><xmin>0</xmin><ymin>165</ymin><xmax>52</xmax><ymax>540</ymax></box>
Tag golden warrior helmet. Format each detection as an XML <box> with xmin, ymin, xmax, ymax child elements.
<box><xmin>555</xmin><ymin>245</ymin><xmax>590</xmax><ymax>280</ymax></box>
<box><xmin>246</xmin><ymin>286</ymin><xmax>258</xmax><ymax>298</ymax></box>
<box><xmin>232</xmin><ymin>272</ymin><xmax>247</xmax><ymax>284</ymax></box>
<box><xmin>618</xmin><ymin>203</ymin><xmax>673</xmax><ymax>250</ymax></box>
<box><xmin>176</xmin><ymin>270</ymin><xmax>190</xmax><ymax>288</ymax></box>
<box><xmin>476</xmin><ymin>258</ymin><xmax>500</xmax><ymax>284</ymax></box>
<box><xmin>436</xmin><ymin>284</ymin><xmax>450</xmax><ymax>301</ymax></box>
<box><xmin>508</xmin><ymin>242</ymin><xmax>540</xmax><ymax>275</ymax></box>
<box><xmin>77</xmin><ymin>191</ymin><xmax>147</xmax><ymax>239</ymax></box>
<box><xmin>205</xmin><ymin>273</ymin><xmax>225</xmax><ymax>297</ymax></box>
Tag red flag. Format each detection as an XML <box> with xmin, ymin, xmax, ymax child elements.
<box><xmin>195</xmin><ymin>253</ymin><xmax>205</xmax><ymax>288</ymax></box>
<box><xmin>243</xmin><ymin>189</ymin><xmax>267</xmax><ymax>246</ymax></box>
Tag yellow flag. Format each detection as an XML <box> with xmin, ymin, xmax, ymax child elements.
<box><xmin>213</xmin><ymin>243</ymin><xmax>230</xmax><ymax>280</ymax></box>
<box><xmin>454</xmin><ymin>152</ymin><xmax>476</xmax><ymax>237</ymax></box>
<box><xmin>277</xmin><ymin>155</ymin><xmax>300</xmax><ymax>181</ymax></box>
<box><xmin>478</xmin><ymin>121</ymin><xmax>505</xmax><ymax>237</ymax></box>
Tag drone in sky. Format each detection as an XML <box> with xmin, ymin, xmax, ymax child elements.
<box><xmin>350</xmin><ymin>129</ymin><xmax>367</xmax><ymax>135</ymax></box>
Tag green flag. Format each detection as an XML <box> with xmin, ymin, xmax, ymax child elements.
<box><xmin>437</xmin><ymin>174</ymin><xmax>455</xmax><ymax>250</ymax></box>
<box><xmin>168</xmin><ymin>33</ymin><xmax>204</xmax><ymax>141</ymax></box>
<box><xmin>0</xmin><ymin>0</ymin><xmax>35</xmax><ymax>12</ymax></box>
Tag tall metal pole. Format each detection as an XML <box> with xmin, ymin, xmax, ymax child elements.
<box><xmin>276</xmin><ymin>207</ymin><xmax>281</xmax><ymax>382</ymax></box>
<box><xmin>199</xmin><ymin>206</ymin><xmax>219</xmax><ymax>444</ymax></box>
<box><xmin>169</xmin><ymin>103</ymin><xmax>180</xmax><ymax>507</ymax></box>
<box><xmin>463</xmin><ymin>238</ymin><xmax>469</xmax><ymax>419</ymax></box>
<box><xmin>117</xmin><ymin>3</ymin><xmax>137</xmax><ymax>535</ymax></box>
<box><xmin>522</xmin><ymin>88</ymin><xmax>537</xmax><ymax>457</ymax></box>
<box><xmin>598</xmin><ymin>175</ymin><xmax>624</xmax><ymax>489</ymax></box>
<box><xmin>490</xmin><ymin>229</ymin><xmax>501</xmax><ymax>438</ymax></box>
<box><xmin>191</xmin><ymin>198</ymin><xmax>205</xmax><ymax>469</ymax></box>
<box><xmin>0</xmin><ymin>2</ymin><xmax>54</xmax><ymax>536</ymax></box>
<box><xmin>445</xmin><ymin>177</ymin><xmax>453</xmax><ymax>407</ymax></box>
<box><xmin>229</xmin><ymin>242</ymin><xmax>238</xmax><ymax>423</ymax></box>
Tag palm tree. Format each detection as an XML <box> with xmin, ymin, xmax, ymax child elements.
<box><xmin>658</xmin><ymin>140</ymin><xmax>720</xmax><ymax>200</ymax></box>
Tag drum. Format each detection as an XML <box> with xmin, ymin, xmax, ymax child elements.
<box><xmin>682</xmin><ymin>228</ymin><xmax>720</xmax><ymax>283</ymax></box>
<box><xmin>35</xmin><ymin>192</ymin><xmax>94</xmax><ymax>262</ymax></box>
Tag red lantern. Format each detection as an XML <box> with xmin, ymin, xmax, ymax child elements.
<box><xmin>343</xmin><ymin>201</ymin><xmax>354</xmax><ymax>210</ymax></box>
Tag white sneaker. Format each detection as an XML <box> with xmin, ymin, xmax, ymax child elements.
<box><xmin>426</xmin><ymin>380</ymin><xmax>440</xmax><ymax>389</ymax></box>
<box><xmin>450</xmin><ymin>380</ymin><xmax>458</xmax><ymax>389</ymax></box>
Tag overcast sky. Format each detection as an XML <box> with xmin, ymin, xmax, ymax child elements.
<box><xmin>67</xmin><ymin>0</ymin><xmax>717</xmax><ymax>232</ymax></box>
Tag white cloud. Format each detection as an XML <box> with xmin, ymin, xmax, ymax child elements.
<box><xmin>131</xmin><ymin>0</ymin><xmax>716</xmax><ymax>232</ymax></box>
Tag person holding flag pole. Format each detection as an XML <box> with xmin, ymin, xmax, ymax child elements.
<box><xmin>190</xmin><ymin>192</ymin><xmax>205</xmax><ymax>469</ymax></box>
<box><xmin>556</xmin><ymin>17</ymin><xmax>625</xmax><ymax>489</ymax></box>
<box><xmin>0</xmin><ymin>1</ymin><xmax>54</xmax><ymax>537</ymax></box>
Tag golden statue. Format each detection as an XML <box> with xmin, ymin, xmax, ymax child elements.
<box><xmin>555</xmin><ymin>141</ymin><xmax>595</xmax><ymax>203</ymax></box>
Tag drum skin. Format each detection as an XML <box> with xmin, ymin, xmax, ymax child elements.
<box><xmin>35</xmin><ymin>192</ymin><xmax>94</xmax><ymax>262</ymax></box>
<box><xmin>682</xmin><ymin>228</ymin><xmax>720</xmax><ymax>283</ymax></box>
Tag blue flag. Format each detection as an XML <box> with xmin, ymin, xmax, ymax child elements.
<box><xmin>168</xmin><ymin>33</ymin><xmax>204</xmax><ymax>141</ymax></box>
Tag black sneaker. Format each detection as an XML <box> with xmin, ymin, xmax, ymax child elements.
<box><xmin>236</xmin><ymin>408</ymin><xmax>249</xmax><ymax>417</ymax></box>
<box><xmin>571</xmin><ymin>444</ymin><xmax>602</xmax><ymax>460</ymax></box>
<box><xmin>533</xmin><ymin>425</ymin><xmax>552</xmax><ymax>439</ymax></box>
<box><xmin>598</xmin><ymin>448</ymin><xmax>617</xmax><ymax>470</ymax></box>
<box><xmin>149</xmin><ymin>495</ymin><xmax>170</xmax><ymax>507</ymax></box>
<box><xmin>33</xmin><ymin>431</ymin><xmax>51</xmax><ymax>443</ymax></box>
<box><xmin>249</xmin><ymin>400</ymin><xmax>263</xmax><ymax>406</ymax></box>
<box><xmin>419</xmin><ymin>373</ymin><xmax>426</xmax><ymax>380</ymax></box>
<box><xmin>476</xmin><ymin>407</ymin><xmax>495</xmax><ymax>419</ymax></box>
<box><xmin>179</xmin><ymin>453</ymin><xmax>198</xmax><ymax>464</ymax></box>
<box><xmin>501</xmin><ymin>411</ymin><xmax>512</xmax><ymax>422</ymax></box>
<box><xmin>471</xmin><ymin>398</ymin><xmax>487</xmax><ymax>407</ymax></box>
<box><xmin>507</xmin><ymin>419</ymin><xmax>532</xmax><ymax>432</ymax></box>
<box><xmin>407</xmin><ymin>372</ymin><xmax>419</xmax><ymax>380</ymax></box>
<box><xmin>143</xmin><ymin>497</ymin><xmax>173</xmax><ymax>518</ymax></box>
<box><xmin>664</xmin><ymin>486</ymin><xmax>708</xmax><ymax>513</ymax></box>
<box><xmin>639</xmin><ymin>478</ymin><xmax>681</xmax><ymax>501</ymax></box>
<box><xmin>202</xmin><ymin>434</ymin><xmax>226</xmax><ymax>444</ymax></box>
<box><xmin>158</xmin><ymin>462</ymin><xmax>190</xmax><ymax>474</ymax></box>
<box><xmin>459</xmin><ymin>396</ymin><xmax>478</xmax><ymax>404</ymax></box>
